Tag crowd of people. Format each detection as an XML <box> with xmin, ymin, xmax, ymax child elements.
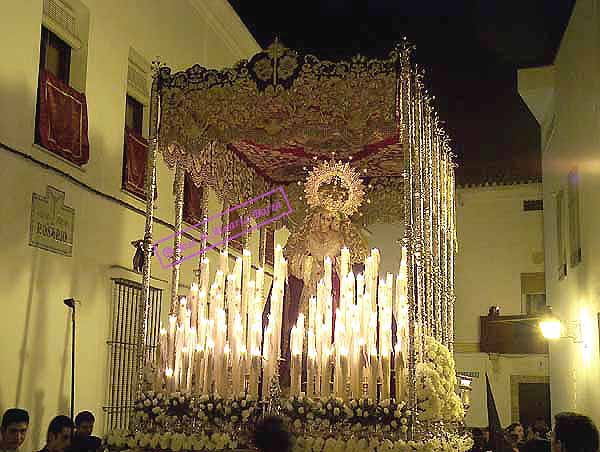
<box><xmin>2</xmin><ymin>407</ymin><xmax>598</xmax><ymax>452</ymax></box>
<box><xmin>0</xmin><ymin>409</ymin><xmax>101</xmax><ymax>452</ymax></box>
<box><xmin>469</xmin><ymin>413</ymin><xmax>599</xmax><ymax>452</ymax></box>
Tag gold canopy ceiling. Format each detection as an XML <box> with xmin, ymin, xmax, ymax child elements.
<box><xmin>156</xmin><ymin>40</ymin><xmax>447</xmax><ymax>226</ymax></box>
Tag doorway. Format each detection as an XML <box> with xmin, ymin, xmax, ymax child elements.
<box><xmin>511</xmin><ymin>375</ymin><xmax>551</xmax><ymax>429</ymax></box>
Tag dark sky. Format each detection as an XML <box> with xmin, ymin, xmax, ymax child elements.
<box><xmin>227</xmin><ymin>0</ymin><xmax>574</xmax><ymax>185</ymax></box>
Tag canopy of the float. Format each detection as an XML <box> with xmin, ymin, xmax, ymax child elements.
<box><xmin>155</xmin><ymin>41</ymin><xmax>413</xmax><ymax>227</ymax></box>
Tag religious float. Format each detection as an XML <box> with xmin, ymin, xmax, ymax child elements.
<box><xmin>105</xmin><ymin>40</ymin><xmax>474</xmax><ymax>452</ymax></box>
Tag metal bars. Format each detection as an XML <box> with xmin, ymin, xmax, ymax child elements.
<box><xmin>105</xmin><ymin>278</ymin><xmax>162</xmax><ymax>430</ymax></box>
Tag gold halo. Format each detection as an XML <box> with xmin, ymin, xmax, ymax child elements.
<box><xmin>304</xmin><ymin>161</ymin><xmax>365</xmax><ymax>216</ymax></box>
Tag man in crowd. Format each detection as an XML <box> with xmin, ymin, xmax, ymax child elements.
<box><xmin>0</xmin><ymin>409</ymin><xmax>29</xmax><ymax>452</ymax></box>
<box><xmin>551</xmin><ymin>412</ymin><xmax>599</xmax><ymax>452</ymax></box>
<box><xmin>70</xmin><ymin>412</ymin><xmax>100</xmax><ymax>452</ymax></box>
<box><xmin>38</xmin><ymin>416</ymin><xmax>73</xmax><ymax>452</ymax></box>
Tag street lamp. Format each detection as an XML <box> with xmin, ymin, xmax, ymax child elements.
<box><xmin>539</xmin><ymin>307</ymin><xmax>582</xmax><ymax>343</ymax></box>
<box><xmin>539</xmin><ymin>307</ymin><xmax>561</xmax><ymax>340</ymax></box>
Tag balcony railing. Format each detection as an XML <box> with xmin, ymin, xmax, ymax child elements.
<box><xmin>480</xmin><ymin>314</ymin><xmax>549</xmax><ymax>354</ymax></box>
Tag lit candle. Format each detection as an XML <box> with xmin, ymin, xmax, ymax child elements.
<box><xmin>200</xmin><ymin>258</ymin><xmax>210</xmax><ymax>293</ymax></box>
<box><xmin>167</xmin><ymin>315</ymin><xmax>177</xmax><ymax>371</ymax></box>
<box><xmin>381</xmin><ymin>345</ymin><xmax>391</xmax><ymax>401</ymax></box>
<box><xmin>339</xmin><ymin>345</ymin><xmax>349</xmax><ymax>400</ymax></box>
<box><xmin>194</xmin><ymin>343</ymin><xmax>204</xmax><ymax>395</ymax></box>
<box><xmin>341</xmin><ymin>247</ymin><xmax>350</xmax><ymax>278</ymax></box>
<box><xmin>307</xmin><ymin>329</ymin><xmax>316</xmax><ymax>398</ymax></box>
<box><xmin>394</xmin><ymin>342</ymin><xmax>404</xmax><ymax>401</ymax></box>
<box><xmin>204</xmin><ymin>336</ymin><xmax>214</xmax><ymax>394</ymax></box>
<box><xmin>369</xmin><ymin>346</ymin><xmax>378</xmax><ymax>400</ymax></box>
<box><xmin>189</xmin><ymin>283</ymin><xmax>199</xmax><ymax>330</ymax></box>
<box><xmin>220</xmin><ymin>249</ymin><xmax>228</xmax><ymax>274</ymax></box>
<box><xmin>165</xmin><ymin>367</ymin><xmax>174</xmax><ymax>393</ymax></box>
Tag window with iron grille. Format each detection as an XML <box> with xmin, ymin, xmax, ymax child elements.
<box><xmin>104</xmin><ymin>278</ymin><xmax>162</xmax><ymax>430</ymax></box>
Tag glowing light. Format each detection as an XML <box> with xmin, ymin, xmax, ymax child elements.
<box><xmin>540</xmin><ymin>318</ymin><xmax>561</xmax><ymax>340</ymax></box>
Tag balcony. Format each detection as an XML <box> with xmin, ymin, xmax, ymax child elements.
<box><xmin>480</xmin><ymin>314</ymin><xmax>549</xmax><ymax>354</ymax></box>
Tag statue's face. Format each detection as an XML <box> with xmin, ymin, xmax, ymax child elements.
<box><xmin>319</xmin><ymin>212</ymin><xmax>334</xmax><ymax>232</ymax></box>
<box><xmin>331</xmin><ymin>215</ymin><xmax>342</xmax><ymax>231</ymax></box>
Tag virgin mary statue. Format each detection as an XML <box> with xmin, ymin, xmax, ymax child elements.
<box><xmin>277</xmin><ymin>161</ymin><xmax>369</xmax><ymax>384</ymax></box>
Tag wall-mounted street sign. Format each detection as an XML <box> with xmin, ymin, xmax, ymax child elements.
<box><xmin>30</xmin><ymin>186</ymin><xmax>74</xmax><ymax>256</ymax></box>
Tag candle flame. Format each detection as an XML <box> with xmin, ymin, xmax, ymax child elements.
<box><xmin>165</xmin><ymin>368</ymin><xmax>173</xmax><ymax>377</ymax></box>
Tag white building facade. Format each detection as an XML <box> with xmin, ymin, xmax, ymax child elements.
<box><xmin>0</xmin><ymin>1</ymin><xmax>263</xmax><ymax>450</ymax></box>
<box><xmin>453</xmin><ymin>183</ymin><xmax>548</xmax><ymax>428</ymax></box>
<box><xmin>520</xmin><ymin>0</ymin><xmax>600</xmax><ymax>426</ymax></box>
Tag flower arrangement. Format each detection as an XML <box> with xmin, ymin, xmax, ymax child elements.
<box><xmin>106</xmin><ymin>429</ymin><xmax>473</xmax><ymax>452</ymax></box>
<box><xmin>311</xmin><ymin>397</ymin><xmax>347</xmax><ymax>427</ymax></box>
<box><xmin>282</xmin><ymin>395</ymin><xmax>315</xmax><ymax>430</ymax></box>
<box><xmin>376</xmin><ymin>399</ymin><xmax>410</xmax><ymax>432</ymax></box>
<box><xmin>222</xmin><ymin>395</ymin><xmax>258</xmax><ymax>425</ymax></box>
<box><xmin>416</xmin><ymin>337</ymin><xmax>465</xmax><ymax>422</ymax></box>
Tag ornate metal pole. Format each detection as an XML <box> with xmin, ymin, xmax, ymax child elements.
<box><xmin>400</xmin><ymin>43</ymin><xmax>418</xmax><ymax>440</ymax></box>
<box><xmin>136</xmin><ymin>60</ymin><xmax>161</xmax><ymax>399</ymax></box>
<box><xmin>170</xmin><ymin>163</ymin><xmax>186</xmax><ymax>313</ymax></box>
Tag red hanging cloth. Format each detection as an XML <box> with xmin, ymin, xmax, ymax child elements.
<box><xmin>37</xmin><ymin>69</ymin><xmax>89</xmax><ymax>165</ymax></box>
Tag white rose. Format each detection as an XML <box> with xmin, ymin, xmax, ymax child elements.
<box><xmin>143</xmin><ymin>399</ymin><xmax>151</xmax><ymax>407</ymax></box>
<box><xmin>298</xmin><ymin>407</ymin><xmax>305</xmax><ymax>414</ymax></box>
<box><xmin>293</xmin><ymin>419</ymin><xmax>302</xmax><ymax>429</ymax></box>
<box><xmin>207</xmin><ymin>403</ymin><xmax>214</xmax><ymax>411</ymax></box>
<box><xmin>333</xmin><ymin>408</ymin><xmax>340</xmax><ymax>416</ymax></box>
<box><xmin>241</xmin><ymin>400</ymin><xmax>247</xmax><ymax>407</ymax></box>
<box><xmin>231</xmin><ymin>415</ymin><xmax>239</xmax><ymax>423</ymax></box>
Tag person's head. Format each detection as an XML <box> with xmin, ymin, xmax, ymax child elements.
<box><xmin>253</xmin><ymin>416</ymin><xmax>292</xmax><ymax>452</ymax></box>
<box><xmin>507</xmin><ymin>423</ymin><xmax>525</xmax><ymax>442</ymax></box>
<box><xmin>534</xmin><ymin>418</ymin><xmax>550</xmax><ymax>439</ymax></box>
<box><xmin>0</xmin><ymin>409</ymin><xmax>29</xmax><ymax>450</ymax></box>
<box><xmin>552</xmin><ymin>412</ymin><xmax>599</xmax><ymax>452</ymax></box>
<box><xmin>483</xmin><ymin>427</ymin><xmax>490</xmax><ymax>442</ymax></box>
<box><xmin>74</xmin><ymin>411</ymin><xmax>94</xmax><ymax>437</ymax></box>
<box><xmin>46</xmin><ymin>416</ymin><xmax>74</xmax><ymax>452</ymax></box>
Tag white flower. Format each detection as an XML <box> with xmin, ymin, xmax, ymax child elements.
<box><xmin>293</xmin><ymin>419</ymin><xmax>302</xmax><ymax>429</ymax></box>
<box><xmin>362</xmin><ymin>411</ymin><xmax>368</xmax><ymax>418</ymax></box>
<box><xmin>207</xmin><ymin>403</ymin><xmax>214</xmax><ymax>411</ymax></box>
<box><xmin>391</xmin><ymin>420</ymin><xmax>398</xmax><ymax>428</ymax></box>
<box><xmin>232</xmin><ymin>402</ymin><xmax>239</xmax><ymax>409</ymax></box>
<box><xmin>241</xmin><ymin>400</ymin><xmax>247</xmax><ymax>407</ymax></box>
<box><xmin>327</xmin><ymin>403</ymin><xmax>333</xmax><ymax>411</ymax></box>
<box><xmin>356</xmin><ymin>408</ymin><xmax>362</xmax><ymax>417</ymax></box>
<box><xmin>143</xmin><ymin>399</ymin><xmax>151</xmax><ymax>407</ymax></box>
<box><xmin>231</xmin><ymin>415</ymin><xmax>239</xmax><ymax>423</ymax></box>
<box><xmin>333</xmin><ymin>407</ymin><xmax>340</xmax><ymax>416</ymax></box>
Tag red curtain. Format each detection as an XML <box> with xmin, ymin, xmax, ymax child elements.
<box><xmin>183</xmin><ymin>173</ymin><xmax>204</xmax><ymax>225</ymax></box>
<box><xmin>37</xmin><ymin>69</ymin><xmax>89</xmax><ymax>165</ymax></box>
<box><xmin>123</xmin><ymin>127</ymin><xmax>149</xmax><ymax>198</ymax></box>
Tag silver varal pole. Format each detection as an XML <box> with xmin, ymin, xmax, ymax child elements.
<box><xmin>136</xmin><ymin>60</ymin><xmax>160</xmax><ymax>400</ymax></box>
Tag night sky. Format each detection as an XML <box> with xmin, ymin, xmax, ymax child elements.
<box><xmin>227</xmin><ymin>0</ymin><xmax>574</xmax><ymax>185</ymax></box>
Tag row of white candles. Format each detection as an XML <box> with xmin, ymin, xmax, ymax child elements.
<box><xmin>155</xmin><ymin>245</ymin><xmax>287</xmax><ymax>399</ymax></box>
<box><xmin>289</xmin><ymin>247</ymin><xmax>411</xmax><ymax>401</ymax></box>
<box><xmin>155</xmin><ymin>242</ymin><xmax>412</xmax><ymax>402</ymax></box>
